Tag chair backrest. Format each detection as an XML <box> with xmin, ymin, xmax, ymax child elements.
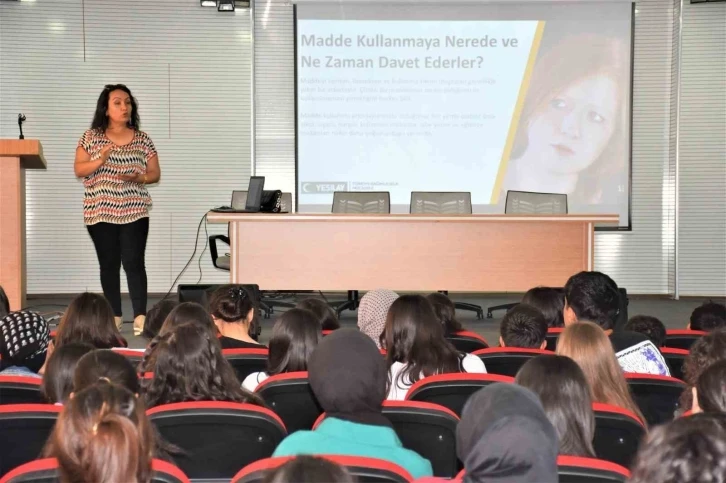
<box><xmin>222</xmin><ymin>348</ymin><xmax>269</xmax><ymax>383</ymax></box>
<box><xmin>557</xmin><ymin>455</ymin><xmax>630</xmax><ymax>483</ymax></box>
<box><xmin>255</xmin><ymin>371</ymin><xmax>323</xmax><ymax>433</ymax></box>
<box><xmin>505</xmin><ymin>191</ymin><xmax>568</xmax><ymax>214</ymax></box>
<box><xmin>232</xmin><ymin>455</ymin><xmax>414</xmax><ymax>483</ymax></box>
<box><xmin>445</xmin><ymin>331</ymin><xmax>489</xmax><ymax>353</ymax></box>
<box><xmin>471</xmin><ymin>347</ymin><xmax>554</xmax><ymax>377</ymax></box>
<box><xmin>625</xmin><ymin>373</ymin><xmax>686</xmax><ymax>426</ymax></box>
<box><xmin>111</xmin><ymin>348</ymin><xmax>145</xmax><ymax>366</ymax></box>
<box><xmin>592</xmin><ymin>402</ymin><xmax>646</xmax><ymax>469</ymax></box>
<box><xmin>545</xmin><ymin>327</ymin><xmax>564</xmax><ymax>351</ymax></box>
<box><xmin>664</xmin><ymin>329</ymin><xmax>706</xmax><ymax>350</ymax></box>
<box><xmin>0</xmin><ymin>458</ymin><xmax>191</xmax><ymax>483</ymax></box>
<box><xmin>332</xmin><ymin>192</ymin><xmax>390</xmax><ymax>214</ymax></box>
<box><xmin>0</xmin><ymin>376</ymin><xmax>44</xmax><ymax>405</ymax></box>
<box><xmin>312</xmin><ymin>401</ymin><xmax>460</xmax><ymax>478</ymax></box>
<box><xmin>0</xmin><ymin>405</ymin><xmax>61</xmax><ymax>478</ymax></box>
<box><xmin>280</xmin><ymin>192</ymin><xmax>293</xmax><ymax>213</ymax></box>
<box><xmin>409</xmin><ymin>192</ymin><xmax>472</xmax><ymax>215</ymax></box>
<box><xmin>231</xmin><ymin>190</ymin><xmax>248</xmax><ymax>210</ymax></box>
<box><xmin>147</xmin><ymin>401</ymin><xmax>286</xmax><ymax>480</ymax></box>
<box><xmin>660</xmin><ymin>347</ymin><xmax>689</xmax><ymax>380</ymax></box>
<box><xmin>405</xmin><ymin>373</ymin><xmax>514</xmax><ymax>416</ymax></box>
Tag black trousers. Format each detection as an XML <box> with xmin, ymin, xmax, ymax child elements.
<box><xmin>87</xmin><ymin>217</ymin><xmax>149</xmax><ymax>318</ymax></box>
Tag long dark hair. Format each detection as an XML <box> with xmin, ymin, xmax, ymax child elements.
<box><xmin>40</xmin><ymin>342</ymin><xmax>95</xmax><ymax>404</ymax></box>
<box><xmin>695</xmin><ymin>359</ymin><xmax>726</xmax><ymax>413</ymax></box>
<box><xmin>267</xmin><ymin>309</ymin><xmax>321</xmax><ymax>376</ymax></box>
<box><xmin>91</xmin><ymin>84</ymin><xmax>140</xmax><ymax>131</ymax></box>
<box><xmin>296</xmin><ymin>298</ymin><xmax>339</xmax><ymax>331</ymax></box>
<box><xmin>158</xmin><ymin>302</ymin><xmax>216</xmax><ymax>336</ymax></box>
<box><xmin>384</xmin><ymin>295</ymin><xmax>462</xmax><ymax>391</ymax></box>
<box><xmin>522</xmin><ymin>287</ymin><xmax>565</xmax><ymax>328</ymax></box>
<box><xmin>515</xmin><ymin>355</ymin><xmax>596</xmax><ymax>457</ymax></box>
<box><xmin>55</xmin><ymin>293</ymin><xmax>125</xmax><ymax>349</ymax></box>
<box><xmin>74</xmin><ymin>349</ymin><xmax>140</xmax><ymax>395</ymax></box>
<box><xmin>143</xmin><ymin>322</ymin><xmax>263</xmax><ymax>408</ymax></box>
<box><xmin>143</xmin><ymin>300</ymin><xmax>178</xmax><ymax>341</ymax></box>
<box><xmin>0</xmin><ymin>285</ymin><xmax>9</xmax><ymax>318</ymax></box>
<box><xmin>426</xmin><ymin>293</ymin><xmax>463</xmax><ymax>334</ymax></box>
<box><xmin>680</xmin><ymin>330</ymin><xmax>726</xmax><ymax>409</ymax></box>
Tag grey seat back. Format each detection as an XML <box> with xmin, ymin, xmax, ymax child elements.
<box><xmin>332</xmin><ymin>192</ymin><xmax>390</xmax><ymax>214</ymax></box>
<box><xmin>505</xmin><ymin>191</ymin><xmax>568</xmax><ymax>214</ymax></box>
<box><xmin>410</xmin><ymin>192</ymin><xmax>472</xmax><ymax>214</ymax></box>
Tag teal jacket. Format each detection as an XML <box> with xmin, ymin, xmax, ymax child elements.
<box><xmin>272</xmin><ymin>417</ymin><xmax>433</xmax><ymax>479</ymax></box>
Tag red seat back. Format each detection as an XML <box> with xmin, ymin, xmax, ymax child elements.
<box><xmin>557</xmin><ymin>455</ymin><xmax>630</xmax><ymax>483</ymax></box>
<box><xmin>0</xmin><ymin>405</ymin><xmax>62</xmax><ymax>477</ymax></box>
<box><xmin>445</xmin><ymin>331</ymin><xmax>489</xmax><ymax>353</ymax></box>
<box><xmin>406</xmin><ymin>373</ymin><xmax>514</xmax><ymax>416</ymax></box>
<box><xmin>222</xmin><ymin>348</ymin><xmax>269</xmax><ymax>382</ymax></box>
<box><xmin>0</xmin><ymin>458</ymin><xmax>191</xmax><ymax>483</ymax></box>
<box><xmin>255</xmin><ymin>371</ymin><xmax>323</xmax><ymax>433</ymax></box>
<box><xmin>625</xmin><ymin>373</ymin><xmax>686</xmax><ymax>426</ymax></box>
<box><xmin>544</xmin><ymin>327</ymin><xmax>564</xmax><ymax>351</ymax></box>
<box><xmin>471</xmin><ymin>347</ymin><xmax>554</xmax><ymax>377</ymax></box>
<box><xmin>664</xmin><ymin>329</ymin><xmax>706</xmax><ymax>350</ymax></box>
<box><xmin>0</xmin><ymin>376</ymin><xmax>44</xmax><ymax>405</ymax></box>
<box><xmin>660</xmin><ymin>347</ymin><xmax>689</xmax><ymax>380</ymax></box>
<box><xmin>592</xmin><ymin>402</ymin><xmax>646</xmax><ymax>469</ymax></box>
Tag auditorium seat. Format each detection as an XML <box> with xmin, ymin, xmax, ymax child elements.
<box><xmin>111</xmin><ymin>348</ymin><xmax>145</xmax><ymax>366</ymax></box>
<box><xmin>660</xmin><ymin>347</ymin><xmax>689</xmax><ymax>380</ymax></box>
<box><xmin>445</xmin><ymin>330</ymin><xmax>489</xmax><ymax>353</ymax></box>
<box><xmin>544</xmin><ymin>327</ymin><xmax>564</xmax><ymax>351</ymax></box>
<box><xmin>405</xmin><ymin>373</ymin><xmax>514</xmax><ymax>416</ymax></box>
<box><xmin>255</xmin><ymin>371</ymin><xmax>323</xmax><ymax>433</ymax></box>
<box><xmin>231</xmin><ymin>455</ymin><xmax>413</xmax><ymax>483</ymax></box>
<box><xmin>222</xmin><ymin>348</ymin><xmax>269</xmax><ymax>383</ymax></box>
<box><xmin>557</xmin><ymin>455</ymin><xmax>630</xmax><ymax>483</ymax></box>
<box><xmin>592</xmin><ymin>402</ymin><xmax>646</xmax><ymax>469</ymax></box>
<box><xmin>0</xmin><ymin>458</ymin><xmax>191</xmax><ymax>483</ymax></box>
<box><xmin>0</xmin><ymin>376</ymin><xmax>44</xmax><ymax>405</ymax></box>
<box><xmin>321</xmin><ymin>329</ymin><xmax>335</xmax><ymax>336</ymax></box>
<box><xmin>147</xmin><ymin>401</ymin><xmax>286</xmax><ymax>480</ymax></box>
<box><xmin>0</xmin><ymin>405</ymin><xmax>61</xmax><ymax>478</ymax></box>
<box><xmin>471</xmin><ymin>347</ymin><xmax>553</xmax><ymax>377</ymax></box>
<box><xmin>664</xmin><ymin>329</ymin><xmax>706</xmax><ymax>350</ymax></box>
<box><xmin>313</xmin><ymin>400</ymin><xmax>460</xmax><ymax>478</ymax></box>
<box><xmin>625</xmin><ymin>373</ymin><xmax>685</xmax><ymax>426</ymax></box>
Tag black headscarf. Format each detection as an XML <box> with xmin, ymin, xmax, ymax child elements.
<box><xmin>457</xmin><ymin>383</ymin><xmax>558</xmax><ymax>483</ymax></box>
<box><xmin>308</xmin><ymin>328</ymin><xmax>391</xmax><ymax>427</ymax></box>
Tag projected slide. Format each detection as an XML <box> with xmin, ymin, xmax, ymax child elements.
<box><xmin>296</xmin><ymin>2</ymin><xmax>632</xmax><ymax>226</ymax></box>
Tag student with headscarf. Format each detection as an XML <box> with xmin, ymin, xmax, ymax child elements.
<box><xmin>357</xmin><ymin>289</ymin><xmax>399</xmax><ymax>349</ymax></box>
<box><xmin>0</xmin><ymin>310</ymin><xmax>50</xmax><ymax>378</ymax></box>
<box><xmin>272</xmin><ymin>329</ymin><xmax>433</xmax><ymax>478</ymax></box>
<box><xmin>457</xmin><ymin>384</ymin><xmax>559</xmax><ymax>483</ymax></box>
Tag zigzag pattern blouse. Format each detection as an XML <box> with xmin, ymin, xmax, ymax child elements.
<box><xmin>78</xmin><ymin>128</ymin><xmax>156</xmax><ymax>225</ymax></box>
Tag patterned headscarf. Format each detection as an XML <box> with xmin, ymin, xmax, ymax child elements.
<box><xmin>357</xmin><ymin>289</ymin><xmax>399</xmax><ymax>349</ymax></box>
<box><xmin>0</xmin><ymin>310</ymin><xmax>50</xmax><ymax>366</ymax></box>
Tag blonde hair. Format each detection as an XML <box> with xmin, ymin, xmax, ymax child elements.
<box><xmin>556</xmin><ymin>321</ymin><xmax>645</xmax><ymax>425</ymax></box>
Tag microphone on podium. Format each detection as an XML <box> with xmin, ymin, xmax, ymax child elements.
<box><xmin>18</xmin><ymin>113</ymin><xmax>26</xmax><ymax>140</ymax></box>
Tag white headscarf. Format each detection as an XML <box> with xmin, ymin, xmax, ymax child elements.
<box><xmin>357</xmin><ymin>289</ymin><xmax>399</xmax><ymax>349</ymax></box>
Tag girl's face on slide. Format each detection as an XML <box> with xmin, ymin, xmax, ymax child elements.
<box><xmin>525</xmin><ymin>76</ymin><xmax>617</xmax><ymax>175</ymax></box>
<box><xmin>106</xmin><ymin>90</ymin><xmax>132</xmax><ymax>125</ymax></box>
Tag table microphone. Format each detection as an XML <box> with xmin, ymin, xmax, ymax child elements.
<box><xmin>18</xmin><ymin>113</ymin><xmax>26</xmax><ymax>140</ymax></box>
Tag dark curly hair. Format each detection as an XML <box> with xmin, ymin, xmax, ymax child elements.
<box><xmin>426</xmin><ymin>293</ymin><xmax>463</xmax><ymax>335</ymax></box>
<box><xmin>91</xmin><ymin>84</ymin><xmax>140</xmax><ymax>131</ymax></box>
<box><xmin>143</xmin><ymin>322</ymin><xmax>263</xmax><ymax>409</ymax></box>
<box><xmin>679</xmin><ymin>329</ymin><xmax>726</xmax><ymax>409</ymax></box>
<box><xmin>696</xmin><ymin>359</ymin><xmax>726</xmax><ymax>413</ymax></box>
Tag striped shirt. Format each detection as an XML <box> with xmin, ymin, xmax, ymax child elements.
<box><xmin>78</xmin><ymin>128</ymin><xmax>156</xmax><ymax>225</ymax></box>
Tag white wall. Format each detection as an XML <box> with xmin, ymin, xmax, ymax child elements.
<box><xmin>0</xmin><ymin>0</ymin><xmax>253</xmax><ymax>294</ymax></box>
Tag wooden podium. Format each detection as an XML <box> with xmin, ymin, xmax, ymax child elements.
<box><xmin>0</xmin><ymin>140</ymin><xmax>46</xmax><ymax>311</ymax></box>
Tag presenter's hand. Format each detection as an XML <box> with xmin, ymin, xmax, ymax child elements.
<box><xmin>118</xmin><ymin>172</ymin><xmax>146</xmax><ymax>183</ymax></box>
<box><xmin>99</xmin><ymin>144</ymin><xmax>114</xmax><ymax>164</ymax></box>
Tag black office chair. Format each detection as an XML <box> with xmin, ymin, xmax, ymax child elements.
<box><xmin>330</xmin><ymin>191</ymin><xmax>391</xmax><ymax>316</ymax></box>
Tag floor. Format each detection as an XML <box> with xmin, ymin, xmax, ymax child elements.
<box><xmin>27</xmin><ymin>292</ymin><xmax>725</xmax><ymax>350</ymax></box>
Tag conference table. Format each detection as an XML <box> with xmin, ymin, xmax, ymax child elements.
<box><xmin>206</xmin><ymin>213</ymin><xmax>618</xmax><ymax>292</ymax></box>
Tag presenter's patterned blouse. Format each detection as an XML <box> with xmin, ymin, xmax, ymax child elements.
<box><xmin>78</xmin><ymin>128</ymin><xmax>156</xmax><ymax>225</ymax></box>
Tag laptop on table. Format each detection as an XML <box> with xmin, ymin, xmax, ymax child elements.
<box><xmin>212</xmin><ymin>176</ymin><xmax>265</xmax><ymax>213</ymax></box>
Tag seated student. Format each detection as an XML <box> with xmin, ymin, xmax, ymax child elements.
<box><xmin>296</xmin><ymin>298</ymin><xmax>340</xmax><ymax>331</ymax></box>
<box><xmin>44</xmin><ymin>380</ymin><xmax>155</xmax><ymax>483</ymax></box>
<box><xmin>625</xmin><ymin>315</ymin><xmax>667</xmax><ymax>348</ymax></box>
<box><xmin>273</xmin><ymin>329</ymin><xmax>433</xmax><ymax>479</ymax></box>
<box><xmin>0</xmin><ymin>285</ymin><xmax>9</xmax><ymax>318</ymax></box>
<box><xmin>263</xmin><ymin>455</ymin><xmax>355</xmax><ymax>483</ymax></box>
<box><xmin>692</xmin><ymin>359</ymin><xmax>726</xmax><ymax>414</ymax></box>
<box><xmin>557</xmin><ymin>321</ymin><xmax>647</xmax><ymax>425</ymax></box>
<box><xmin>515</xmin><ymin>355</ymin><xmax>596</xmax><ymax>457</ymax></box>
<box><xmin>628</xmin><ymin>413</ymin><xmax>726</xmax><ymax>483</ymax></box>
<box><xmin>53</xmin><ymin>292</ymin><xmax>126</xmax><ymax>349</ymax></box>
<box><xmin>143</xmin><ymin>323</ymin><xmax>264</xmax><ymax>409</ymax></box>
<box><xmin>40</xmin><ymin>342</ymin><xmax>95</xmax><ymax>404</ymax></box>
<box><xmin>0</xmin><ymin>310</ymin><xmax>50</xmax><ymax>378</ymax></box>
<box><xmin>522</xmin><ymin>286</ymin><xmax>565</xmax><ymax>328</ymax></box>
<box><xmin>242</xmin><ymin>308</ymin><xmax>321</xmax><ymax>391</ymax></box>
<box><xmin>500</xmin><ymin>303</ymin><xmax>548</xmax><ymax>350</ymax></box>
<box><xmin>688</xmin><ymin>301</ymin><xmax>726</xmax><ymax>332</ymax></box>
<box><xmin>209</xmin><ymin>285</ymin><xmax>264</xmax><ymax>349</ymax></box>
<box><xmin>358</xmin><ymin>289</ymin><xmax>399</xmax><ymax>349</ymax></box>
<box><xmin>142</xmin><ymin>299</ymin><xmax>178</xmax><ymax>341</ymax></box>
<box><xmin>74</xmin><ymin>349</ymin><xmax>141</xmax><ymax>395</ymax></box>
<box><xmin>563</xmin><ymin>271</ymin><xmax>669</xmax><ymax>375</ymax></box>
<box><xmin>384</xmin><ymin>295</ymin><xmax>485</xmax><ymax>400</ymax></box>
<box><xmin>457</xmin><ymin>384</ymin><xmax>558</xmax><ymax>482</ymax></box>
<box><xmin>426</xmin><ymin>293</ymin><xmax>464</xmax><ymax>336</ymax></box>
<box><xmin>679</xmin><ymin>330</ymin><xmax>726</xmax><ymax>411</ymax></box>
<box><xmin>157</xmin><ymin>302</ymin><xmax>216</xmax><ymax>336</ymax></box>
